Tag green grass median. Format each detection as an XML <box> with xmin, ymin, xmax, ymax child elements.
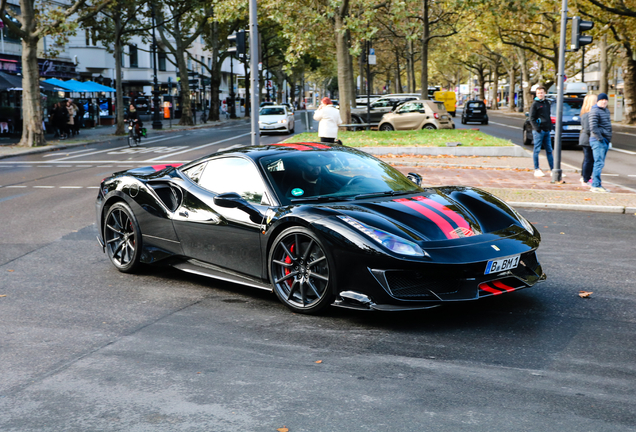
<box><xmin>285</xmin><ymin>129</ymin><xmax>514</xmax><ymax>147</ymax></box>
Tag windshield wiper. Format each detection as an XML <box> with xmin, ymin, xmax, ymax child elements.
<box><xmin>353</xmin><ymin>190</ymin><xmax>416</xmax><ymax>200</ymax></box>
<box><xmin>291</xmin><ymin>195</ymin><xmax>352</xmax><ymax>203</ymax></box>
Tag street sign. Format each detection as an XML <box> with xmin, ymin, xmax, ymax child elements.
<box><xmin>368</xmin><ymin>48</ymin><xmax>376</xmax><ymax>65</ymax></box>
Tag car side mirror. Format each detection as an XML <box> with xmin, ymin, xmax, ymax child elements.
<box><xmin>214</xmin><ymin>192</ymin><xmax>263</xmax><ymax>223</ymax></box>
<box><xmin>407</xmin><ymin>172</ymin><xmax>422</xmax><ymax>187</ymax></box>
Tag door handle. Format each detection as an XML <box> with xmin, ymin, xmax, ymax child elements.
<box><xmin>178</xmin><ymin>210</ymin><xmax>189</xmax><ymax>218</ymax></box>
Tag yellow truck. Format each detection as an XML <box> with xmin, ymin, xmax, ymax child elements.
<box><xmin>433</xmin><ymin>91</ymin><xmax>457</xmax><ymax>117</ymax></box>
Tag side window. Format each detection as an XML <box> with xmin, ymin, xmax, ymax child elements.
<box><xmin>372</xmin><ymin>99</ymin><xmax>391</xmax><ymax>108</ymax></box>
<box><xmin>198</xmin><ymin>157</ymin><xmax>267</xmax><ymax>205</ymax></box>
<box><xmin>398</xmin><ymin>102</ymin><xmax>423</xmax><ymax>113</ymax></box>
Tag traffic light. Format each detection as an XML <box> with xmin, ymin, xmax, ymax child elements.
<box><xmin>571</xmin><ymin>17</ymin><xmax>593</xmax><ymax>51</ymax></box>
<box><xmin>227</xmin><ymin>30</ymin><xmax>246</xmax><ymax>56</ymax></box>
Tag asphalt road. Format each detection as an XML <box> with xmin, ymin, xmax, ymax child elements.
<box><xmin>455</xmin><ymin>108</ymin><xmax>636</xmax><ymax>191</ymax></box>
<box><xmin>1</xmin><ymin>115</ymin><xmax>635</xmax><ymax>431</ymax></box>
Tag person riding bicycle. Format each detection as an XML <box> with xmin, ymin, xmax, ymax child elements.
<box><xmin>125</xmin><ymin>104</ymin><xmax>144</xmax><ymax>138</ymax></box>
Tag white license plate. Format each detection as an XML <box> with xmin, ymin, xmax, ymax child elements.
<box><xmin>472</xmin><ymin>110</ymin><xmax>482</xmax><ymax>113</ymax></box>
<box><xmin>485</xmin><ymin>255</ymin><xmax>520</xmax><ymax>274</ymax></box>
<box><xmin>564</xmin><ymin>125</ymin><xmax>581</xmax><ymax>130</ymax></box>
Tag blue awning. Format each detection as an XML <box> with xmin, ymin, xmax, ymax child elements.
<box><xmin>43</xmin><ymin>78</ymin><xmax>115</xmax><ymax>93</ymax></box>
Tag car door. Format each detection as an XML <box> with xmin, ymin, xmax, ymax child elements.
<box><xmin>392</xmin><ymin>102</ymin><xmax>425</xmax><ymax>130</ymax></box>
<box><xmin>173</xmin><ymin>156</ymin><xmax>271</xmax><ymax>278</ymax></box>
<box><xmin>370</xmin><ymin>98</ymin><xmax>396</xmax><ymax>122</ymax></box>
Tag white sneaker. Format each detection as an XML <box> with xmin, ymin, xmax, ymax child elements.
<box><xmin>534</xmin><ymin>169</ymin><xmax>545</xmax><ymax>177</ymax></box>
<box><xmin>590</xmin><ymin>186</ymin><xmax>609</xmax><ymax>193</ymax></box>
<box><xmin>580</xmin><ymin>177</ymin><xmax>590</xmax><ymax>187</ymax></box>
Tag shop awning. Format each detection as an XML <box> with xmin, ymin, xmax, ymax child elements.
<box><xmin>43</xmin><ymin>78</ymin><xmax>116</xmax><ymax>93</ymax></box>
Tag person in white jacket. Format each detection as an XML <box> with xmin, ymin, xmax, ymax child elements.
<box><xmin>313</xmin><ymin>97</ymin><xmax>343</xmax><ymax>143</ymax></box>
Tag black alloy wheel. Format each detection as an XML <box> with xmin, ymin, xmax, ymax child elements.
<box><xmin>379</xmin><ymin>123</ymin><xmax>394</xmax><ymax>131</ymax></box>
<box><xmin>104</xmin><ymin>202</ymin><xmax>142</xmax><ymax>273</ymax></box>
<box><xmin>269</xmin><ymin>227</ymin><xmax>335</xmax><ymax>314</ymax></box>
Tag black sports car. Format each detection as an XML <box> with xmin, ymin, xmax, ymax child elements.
<box><xmin>96</xmin><ymin>143</ymin><xmax>545</xmax><ymax>314</ymax></box>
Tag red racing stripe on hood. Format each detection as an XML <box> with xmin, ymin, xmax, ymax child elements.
<box><xmin>394</xmin><ymin>198</ymin><xmax>455</xmax><ymax>239</ymax></box>
<box><xmin>412</xmin><ymin>196</ymin><xmax>474</xmax><ymax>236</ymax></box>
<box><xmin>152</xmin><ymin>163</ymin><xmax>183</xmax><ymax>171</ymax></box>
<box><xmin>269</xmin><ymin>143</ymin><xmax>314</xmax><ymax>151</ymax></box>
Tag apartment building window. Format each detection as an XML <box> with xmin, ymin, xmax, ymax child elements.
<box><xmin>85</xmin><ymin>28</ymin><xmax>97</xmax><ymax>46</ymax></box>
<box><xmin>129</xmin><ymin>45</ymin><xmax>138</xmax><ymax>68</ymax></box>
<box><xmin>158</xmin><ymin>50</ymin><xmax>167</xmax><ymax>71</ymax></box>
<box><xmin>187</xmin><ymin>56</ymin><xmax>192</xmax><ymax>71</ymax></box>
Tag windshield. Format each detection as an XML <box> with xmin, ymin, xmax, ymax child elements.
<box><xmin>259</xmin><ymin>148</ymin><xmax>422</xmax><ymax>204</ymax></box>
<box><xmin>550</xmin><ymin>100</ymin><xmax>582</xmax><ymax>117</ymax></box>
<box><xmin>260</xmin><ymin>107</ymin><xmax>286</xmax><ymax>115</ymax></box>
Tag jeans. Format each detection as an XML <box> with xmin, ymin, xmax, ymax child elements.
<box><xmin>532</xmin><ymin>130</ymin><xmax>554</xmax><ymax>171</ymax></box>
<box><xmin>590</xmin><ymin>137</ymin><xmax>609</xmax><ymax>188</ymax></box>
<box><xmin>581</xmin><ymin>146</ymin><xmax>594</xmax><ymax>182</ymax></box>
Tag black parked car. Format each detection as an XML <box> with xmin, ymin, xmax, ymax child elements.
<box><xmin>461</xmin><ymin>100</ymin><xmax>488</xmax><ymax>125</ymax></box>
<box><xmin>96</xmin><ymin>143</ymin><xmax>545</xmax><ymax>315</ymax></box>
<box><xmin>522</xmin><ymin>97</ymin><xmax>583</xmax><ymax>148</ymax></box>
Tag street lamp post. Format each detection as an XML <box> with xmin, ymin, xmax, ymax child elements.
<box><xmin>151</xmin><ymin>5</ymin><xmax>162</xmax><ymax>130</ymax></box>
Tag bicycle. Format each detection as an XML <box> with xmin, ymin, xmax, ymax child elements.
<box><xmin>127</xmin><ymin>119</ymin><xmax>143</xmax><ymax>147</ymax></box>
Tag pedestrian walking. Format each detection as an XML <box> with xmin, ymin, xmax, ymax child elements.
<box><xmin>55</xmin><ymin>102</ymin><xmax>69</xmax><ymax>139</ymax></box>
<box><xmin>578</xmin><ymin>94</ymin><xmax>597</xmax><ymax>187</ymax></box>
<box><xmin>588</xmin><ymin>93</ymin><xmax>612</xmax><ymax>193</ymax></box>
<box><xmin>74</xmin><ymin>101</ymin><xmax>84</xmax><ymax>135</ymax></box>
<box><xmin>66</xmin><ymin>99</ymin><xmax>77</xmax><ymax>136</ymax></box>
<box><xmin>313</xmin><ymin>97</ymin><xmax>342</xmax><ymax>144</ymax></box>
<box><xmin>529</xmin><ymin>85</ymin><xmax>554</xmax><ymax>177</ymax></box>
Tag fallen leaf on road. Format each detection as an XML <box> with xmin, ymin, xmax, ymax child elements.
<box><xmin>0</xmin><ymin>295</ymin><xmax>6</xmax><ymax>297</ymax></box>
<box><xmin>579</xmin><ymin>291</ymin><xmax>593</xmax><ymax>298</ymax></box>
<box><xmin>584</xmin><ymin>198</ymin><xmax>591</xmax><ymax>201</ymax></box>
<box><xmin>7</xmin><ymin>269</ymin><xmax>14</xmax><ymax>272</ymax></box>
<box><xmin>315</xmin><ymin>360</ymin><xmax>323</xmax><ymax>364</ymax></box>
<box><xmin>560</xmin><ymin>232</ymin><xmax>565</xmax><ymax>235</ymax></box>
<box><xmin>277</xmin><ymin>427</ymin><xmax>290</xmax><ymax>432</ymax></box>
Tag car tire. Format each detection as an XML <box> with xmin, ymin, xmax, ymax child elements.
<box><xmin>523</xmin><ymin>127</ymin><xmax>533</xmax><ymax>146</ymax></box>
<box><xmin>127</xmin><ymin>136</ymin><xmax>135</xmax><ymax>147</ymax></box>
<box><xmin>423</xmin><ymin>124</ymin><xmax>437</xmax><ymax>130</ymax></box>
<box><xmin>379</xmin><ymin>123</ymin><xmax>394</xmax><ymax>131</ymax></box>
<box><xmin>451</xmin><ymin>111</ymin><xmax>456</xmax><ymax>117</ymax></box>
<box><xmin>482</xmin><ymin>120</ymin><xmax>488</xmax><ymax>125</ymax></box>
<box><xmin>269</xmin><ymin>227</ymin><xmax>335</xmax><ymax>314</ymax></box>
<box><xmin>461</xmin><ymin>117</ymin><xmax>466</xmax><ymax>125</ymax></box>
<box><xmin>104</xmin><ymin>202</ymin><xmax>142</xmax><ymax>273</ymax></box>
<box><xmin>351</xmin><ymin>116</ymin><xmax>363</xmax><ymax>131</ymax></box>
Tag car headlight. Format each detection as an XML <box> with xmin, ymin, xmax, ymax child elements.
<box><xmin>278</xmin><ymin>119</ymin><xmax>287</xmax><ymax>124</ymax></box>
<box><xmin>338</xmin><ymin>215</ymin><xmax>427</xmax><ymax>257</ymax></box>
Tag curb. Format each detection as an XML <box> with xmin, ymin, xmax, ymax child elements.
<box><xmin>509</xmin><ymin>201</ymin><xmax>636</xmax><ymax>214</ymax></box>
<box><xmin>362</xmin><ymin>146</ymin><xmax>530</xmax><ymax>157</ymax></box>
<box><xmin>383</xmin><ymin>161</ymin><xmax>578</xmax><ymax>172</ymax></box>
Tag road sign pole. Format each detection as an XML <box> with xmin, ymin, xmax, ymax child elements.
<box><xmin>551</xmin><ymin>0</ymin><xmax>568</xmax><ymax>184</ymax></box>
<box><xmin>249</xmin><ymin>0</ymin><xmax>260</xmax><ymax>146</ymax></box>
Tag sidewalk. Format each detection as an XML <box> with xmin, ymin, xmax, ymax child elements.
<box><xmin>0</xmin><ymin>117</ymin><xmax>250</xmax><ymax>159</ymax></box>
<box><xmin>0</xmin><ymin>125</ymin><xmax>634</xmax><ymax>214</ymax></box>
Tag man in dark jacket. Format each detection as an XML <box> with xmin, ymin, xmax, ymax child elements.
<box><xmin>528</xmin><ymin>85</ymin><xmax>554</xmax><ymax>177</ymax></box>
<box><xmin>588</xmin><ymin>93</ymin><xmax>612</xmax><ymax>192</ymax></box>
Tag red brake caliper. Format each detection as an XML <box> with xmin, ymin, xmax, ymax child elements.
<box><xmin>284</xmin><ymin>243</ymin><xmax>295</xmax><ymax>288</ymax></box>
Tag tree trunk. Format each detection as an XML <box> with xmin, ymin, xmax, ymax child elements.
<box><xmin>346</xmin><ymin>29</ymin><xmax>356</xmax><ymax>108</ymax></box>
<box><xmin>395</xmin><ymin>47</ymin><xmax>402</xmax><ymax>93</ymax></box>
<box><xmin>335</xmin><ymin>13</ymin><xmax>351</xmax><ymax>123</ymax></box>
<box><xmin>114</xmin><ymin>20</ymin><xmax>126</xmax><ymax>135</ymax></box>
<box><xmin>623</xmin><ymin>49</ymin><xmax>636</xmax><ymax>124</ymax></box>
<box><xmin>359</xmin><ymin>53</ymin><xmax>364</xmax><ymax>95</ymax></box>
<box><xmin>518</xmin><ymin>48</ymin><xmax>532</xmax><ymax>112</ymax></box>
<box><xmin>19</xmin><ymin>34</ymin><xmax>44</xmax><ymax>147</ymax></box>
<box><xmin>420</xmin><ymin>0</ymin><xmax>429</xmax><ymax>99</ymax></box>
<box><xmin>490</xmin><ymin>62</ymin><xmax>499</xmax><ymax>110</ymax></box>
<box><xmin>599</xmin><ymin>34</ymin><xmax>609</xmax><ymax>94</ymax></box>
<box><xmin>507</xmin><ymin>66</ymin><xmax>516</xmax><ymax>112</ymax></box>
<box><xmin>173</xmin><ymin>22</ymin><xmax>193</xmax><ymax>126</ymax></box>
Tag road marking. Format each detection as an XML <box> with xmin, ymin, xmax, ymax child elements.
<box><xmin>487</xmin><ymin>121</ymin><xmax>518</xmax><ymax>129</ymax></box>
<box><xmin>602</xmin><ymin>174</ymin><xmax>619</xmax><ymax>176</ymax></box>
<box><xmin>59</xmin><ymin>186</ymin><xmax>83</xmax><ymax>189</ymax></box>
<box><xmin>628</xmin><ymin>175</ymin><xmax>636</xmax><ymax>177</ymax></box>
<box><xmin>75</xmin><ymin>165</ymin><xmax>92</xmax><ymax>167</ymax></box>
<box><xmin>145</xmin><ymin>132</ymin><xmax>251</xmax><ymax>161</ymax></box>
<box><xmin>42</xmin><ymin>148</ymin><xmax>93</xmax><ymax>158</ymax></box>
<box><xmin>86</xmin><ymin>186</ymin><xmax>100</xmax><ymax>189</ymax></box>
<box><xmin>5</xmin><ymin>185</ymin><xmax>26</xmax><ymax>188</ymax></box>
<box><xmin>611</xmin><ymin>147</ymin><xmax>636</xmax><ymax>155</ymax></box>
<box><xmin>49</xmin><ymin>144</ymin><xmax>131</xmax><ymax>161</ymax></box>
<box><xmin>33</xmin><ymin>186</ymin><xmax>55</xmax><ymax>188</ymax></box>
